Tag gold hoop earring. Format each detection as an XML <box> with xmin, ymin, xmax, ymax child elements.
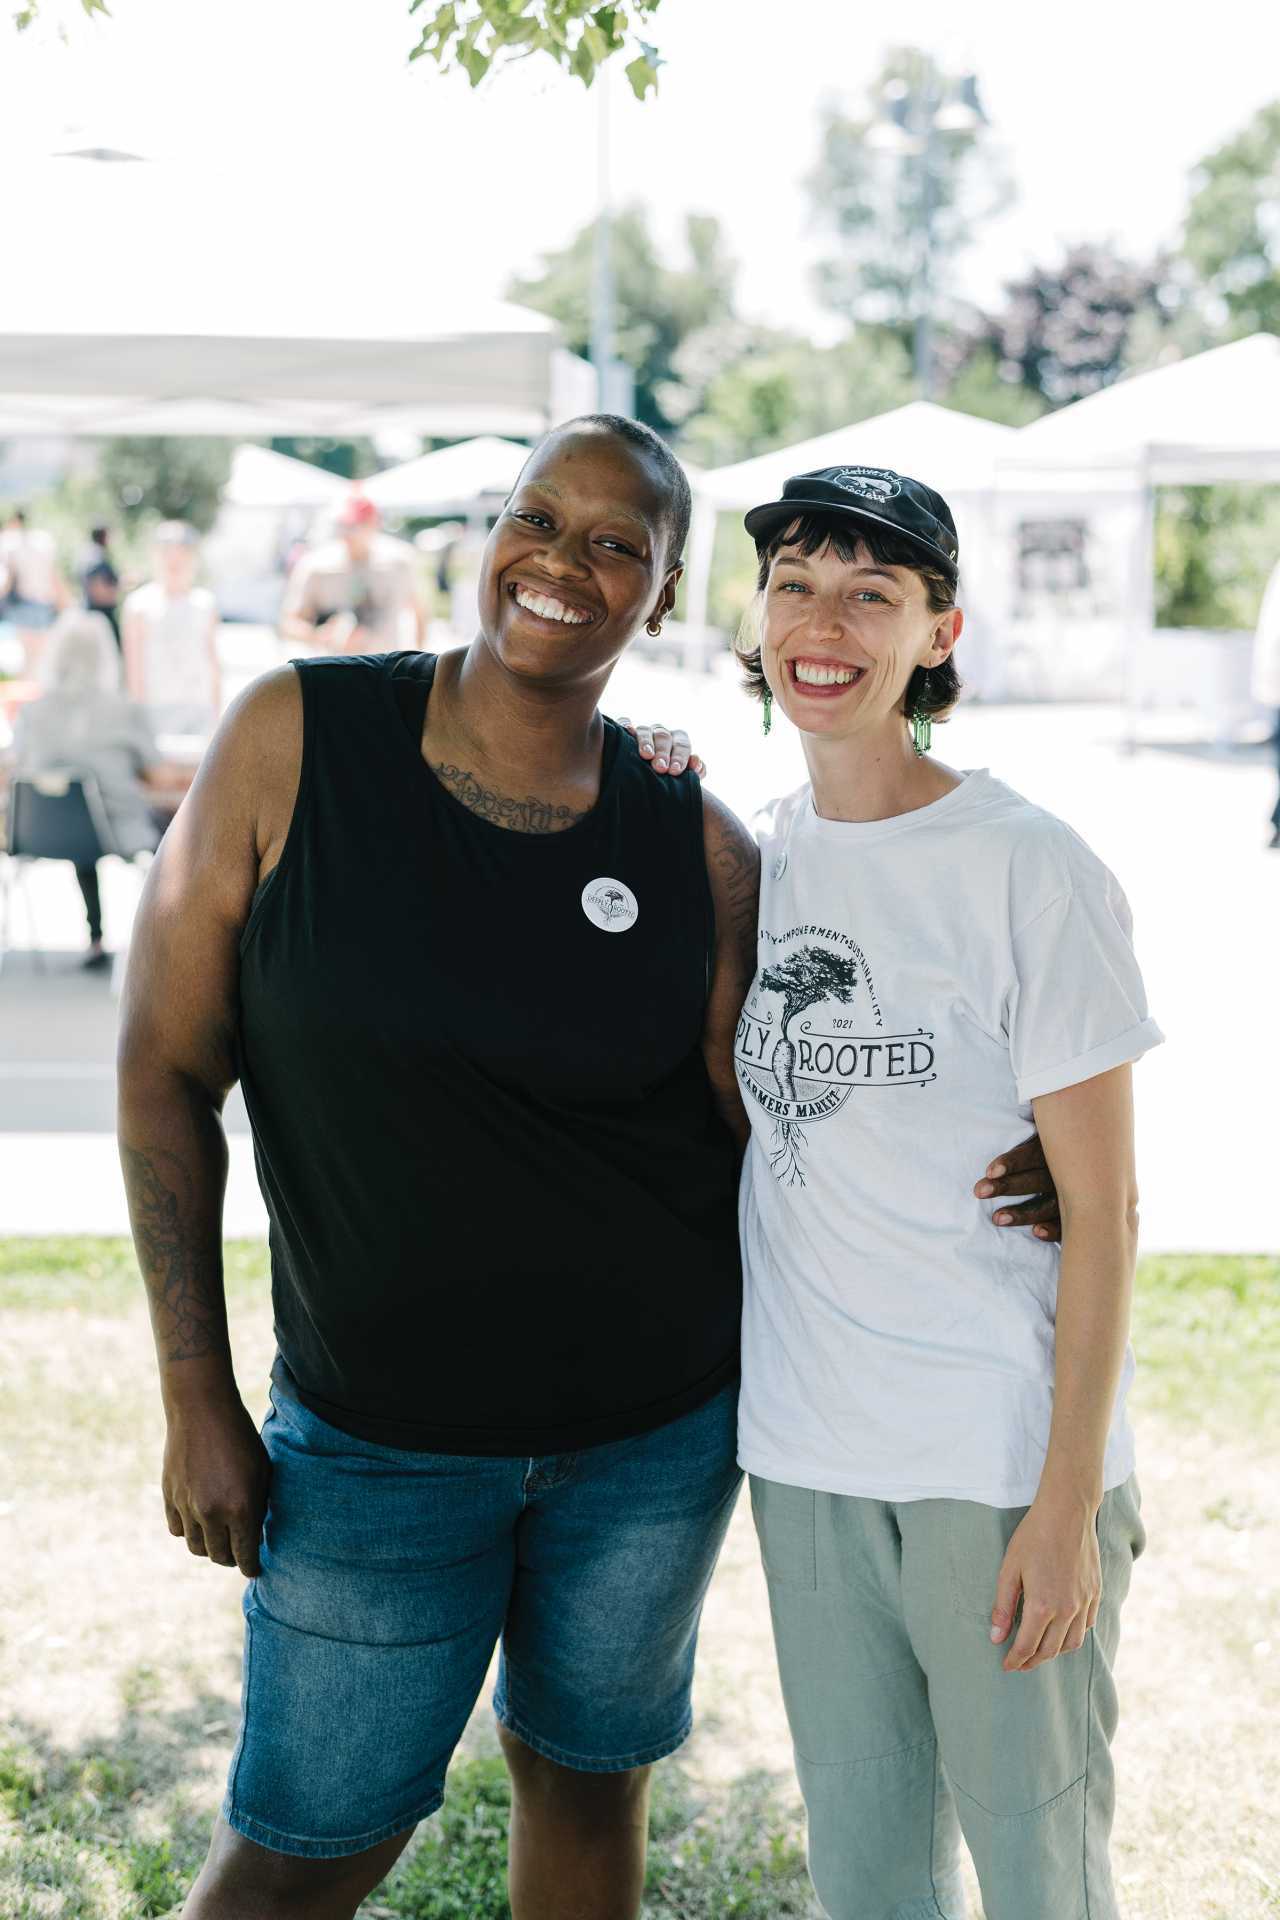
<box><xmin>646</xmin><ymin>618</ymin><xmax>664</xmax><ymax>637</ymax></box>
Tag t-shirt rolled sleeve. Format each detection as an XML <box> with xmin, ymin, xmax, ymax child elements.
<box><xmin>1008</xmin><ymin>877</ymin><xmax>1164</xmax><ymax>1104</ymax></box>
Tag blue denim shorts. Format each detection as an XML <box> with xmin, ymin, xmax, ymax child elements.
<box><xmin>223</xmin><ymin>1380</ymin><xmax>742</xmax><ymax>1858</ymax></box>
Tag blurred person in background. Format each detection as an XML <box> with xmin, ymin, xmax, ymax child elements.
<box><xmin>1253</xmin><ymin>553</ymin><xmax>1280</xmax><ymax>848</ymax></box>
<box><xmin>0</xmin><ymin>505</ymin><xmax>69</xmax><ymax>676</ymax></box>
<box><xmin>122</xmin><ymin>521</ymin><xmax>222</xmax><ymax>740</ymax></box>
<box><xmin>8</xmin><ymin>609</ymin><xmax>191</xmax><ymax>967</ymax></box>
<box><xmin>79</xmin><ymin>523</ymin><xmax>123</xmax><ymax>650</ymax></box>
<box><xmin>279</xmin><ymin>489</ymin><xmax>426</xmax><ymax>654</ymax></box>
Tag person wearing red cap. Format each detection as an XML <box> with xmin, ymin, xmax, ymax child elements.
<box><xmin>280</xmin><ymin>490</ymin><xmax>425</xmax><ymax>654</ymax></box>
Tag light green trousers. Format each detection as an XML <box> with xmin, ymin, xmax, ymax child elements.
<box><xmin>751</xmin><ymin>1473</ymin><xmax>1146</xmax><ymax>1920</ymax></box>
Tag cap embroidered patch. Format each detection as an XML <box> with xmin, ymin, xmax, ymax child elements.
<box><xmin>829</xmin><ymin>467</ymin><xmax>902</xmax><ymax>503</ymax></box>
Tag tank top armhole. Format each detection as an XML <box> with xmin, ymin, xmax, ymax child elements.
<box><xmin>689</xmin><ymin>771</ymin><xmax>717</xmax><ymax>996</ymax></box>
<box><xmin>238</xmin><ymin>660</ymin><xmax>315</xmax><ymax>958</ymax></box>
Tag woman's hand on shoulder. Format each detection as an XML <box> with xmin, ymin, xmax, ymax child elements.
<box><xmin>614</xmin><ymin>715</ymin><xmax>705</xmax><ymax>778</ymax></box>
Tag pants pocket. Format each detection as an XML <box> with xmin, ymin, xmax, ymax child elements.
<box><xmin>749</xmin><ymin>1476</ymin><xmax>817</xmax><ymax>1591</ymax></box>
<box><xmin>946</xmin><ymin>1498</ymin><xmax>1029</xmax><ymax>1622</ymax></box>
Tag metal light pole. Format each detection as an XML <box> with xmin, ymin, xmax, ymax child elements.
<box><xmin>868</xmin><ymin>66</ymin><xmax>989</xmax><ymax>402</ymax></box>
<box><xmin>590</xmin><ymin>66</ymin><xmax>614</xmax><ymax>411</ymax></box>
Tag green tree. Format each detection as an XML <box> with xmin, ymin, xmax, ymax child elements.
<box><xmin>14</xmin><ymin>2</ymin><xmax>669</xmax><ymax>95</ymax></box>
<box><xmin>268</xmin><ymin>436</ymin><xmax>379</xmax><ymax>482</ymax></box>
<box><xmin>97</xmin><ymin>437</ymin><xmax>232</xmax><ymax>533</ymax></box>
<box><xmin>1155</xmin><ymin>484</ymin><xmax>1280</xmax><ymax>630</ymax></box>
<box><xmin>807</xmin><ymin>48</ymin><xmax>1011</xmax><ymax>342</ymax></box>
<box><xmin>411</xmin><ymin>0</ymin><xmax>665</xmax><ymax>96</ymax></box>
<box><xmin>1183</xmin><ymin>100</ymin><xmax>1280</xmax><ymax>339</ymax></box>
<box><xmin>508</xmin><ymin>207</ymin><xmax>737</xmax><ymax>433</ymax></box>
<box><xmin>673</xmin><ymin>327</ymin><xmax>914</xmax><ymax>469</ymax></box>
<box><xmin>938</xmin><ymin>345</ymin><xmax>1048</xmax><ymax>427</ymax></box>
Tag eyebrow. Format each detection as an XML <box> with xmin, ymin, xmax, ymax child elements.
<box><xmin>518</xmin><ymin>481</ymin><xmax>651</xmax><ymax>534</ymax></box>
<box><xmin>774</xmin><ymin>556</ymin><xmax>899</xmax><ymax>580</ymax></box>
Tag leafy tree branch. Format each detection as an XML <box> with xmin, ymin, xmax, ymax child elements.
<box><xmin>409</xmin><ymin>0</ymin><xmax>665</xmax><ymax>96</ymax></box>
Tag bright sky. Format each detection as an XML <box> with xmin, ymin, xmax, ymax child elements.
<box><xmin>5</xmin><ymin>0</ymin><xmax>1279</xmax><ymax>342</ymax></box>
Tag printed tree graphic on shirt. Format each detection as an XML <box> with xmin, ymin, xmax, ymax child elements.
<box><xmin>758</xmin><ymin>945</ymin><xmax>861</xmax><ymax>1187</ymax></box>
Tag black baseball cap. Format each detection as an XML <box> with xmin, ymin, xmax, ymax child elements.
<box><xmin>744</xmin><ymin>465</ymin><xmax>960</xmax><ymax>581</ymax></box>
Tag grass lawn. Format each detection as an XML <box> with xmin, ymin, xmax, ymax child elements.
<box><xmin>1</xmin><ymin>1242</ymin><xmax>1277</xmax><ymax>1919</ymax></box>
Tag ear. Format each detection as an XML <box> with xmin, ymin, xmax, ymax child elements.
<box><xmin>651</xmin><ymin>563</ymin><xmax>683</xmax><ymax>626</ymax></box>
<box><xmin>925</xmin><ymin>606</ymin><xmax>963</xmax><ymax>669</ymax></box>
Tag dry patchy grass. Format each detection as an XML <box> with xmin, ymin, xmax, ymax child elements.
<box><xmin>0</xmin><ymin>1243</ymin><xmax>1276</xmax><ymax>1918</ymax></box>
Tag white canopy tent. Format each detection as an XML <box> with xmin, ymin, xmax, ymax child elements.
<box><xmin>362</xmin><ymin>437</ymin><xmax>530</xmax><ymax>517</ymax></box>
<box><xmin>684</xmin><ymin>403</ymin><xmax>1019</xmax><ymax>689</ymax></box>
<box><xmin>221</xmin><ymin>444</ymin><xmax>349</xmax><ymax>510</ymax></box>
<box><xmin>1003</xmin><ymin>333</ymin><xmax>1280</xmax><ymax>486</ymax></box>
<box><xmin>0</xmin><ymin>162</ymin><xmax>595</xmax><ymax>440</ymax></box>
<box><xmin>999</xmin><ymin>334</ymin><xmax>1280</xmax><ymax>732</ymax></box>
<box><xmin>204</xmin><ymin>446</ymin><xmax>349</xmax><ymax>623</ymax></box>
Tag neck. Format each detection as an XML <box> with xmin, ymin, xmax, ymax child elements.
<box><xmin>440</xmin><ymin>639</ymin><xmax>610</xmax><ymax>776</ymax></box>
<box><xmin>803</xmin><ymin>715</ymin><xmax>959</xmax><ymax>822</ymax></box>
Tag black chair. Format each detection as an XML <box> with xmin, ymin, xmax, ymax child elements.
<box><xmin>1</xmin><ymin>772</ymin><xmax>120</xmax><ymax>973</ymax></box>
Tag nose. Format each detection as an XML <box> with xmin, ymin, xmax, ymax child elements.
<box><xmin>537</xmin><ymin>529</ymin><xmax>593</xmax><ymax>580</ymax></box>
<box><xmin>804</xmin><ymin>595</ymin><xmax>849</xmax><ymax>642</ymax></box>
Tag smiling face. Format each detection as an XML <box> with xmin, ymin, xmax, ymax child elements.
<box><xmin>476</xmin><ymin>427</ymin><xmax>680</xmax><ymax>689</ymax></box>
<box><xmin>759</xmin><ymin>523</ymin><xmax>961</xmax><ymax>744</ymax></box>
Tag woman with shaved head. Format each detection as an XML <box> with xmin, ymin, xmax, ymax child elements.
<box><xmin>118</xmin><ymin>416</ymin><xmax>1046</xmax><ymax>1920</ymax></box>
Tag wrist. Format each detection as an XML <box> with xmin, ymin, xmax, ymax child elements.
<box><xmin>1036</xmin><ymin>1456</ymin><xmax>1104</xmax><ymax>1514</ymax></box>
<box><xmin>160</xmin><ymin>1355</ymin><xmax>240</xmax><ymax>1418</ymax></box>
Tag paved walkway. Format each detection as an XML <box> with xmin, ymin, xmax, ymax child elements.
<box><xmin>2</xmin><ymin>641</ymin><xmax>1276</xmax><ymax>1251</ymax></box>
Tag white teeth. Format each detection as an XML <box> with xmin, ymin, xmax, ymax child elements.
<box><xmin>513</xmin><ymin>586</ymin><xmax>591</xmax><ymax>625</ymax></box>
<box><xmin>793</xmin><ymin>661</ymin><xmax>861</xmax><ymax>687</ymax></box>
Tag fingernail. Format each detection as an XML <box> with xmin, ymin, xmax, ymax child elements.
<box><xmin>990</xmin><ymin>1626</ymin><xmax>1002</xmax><ymax>1642</ymax></box>
<box><xmin>989</xmin><ymin>1163</ymin><xmax>1006</xmax><ymax>1178</ymax></box>
<box><xmin>655</xmin><ymin>758</ymin><xmax>668</xmax><ymax>770</ymax></box>
<box><xmin>640</xmin><ymin>743</ymin><xmax>653</xmax><ymax>755</ymax></box>
<box><xmin>1035</xmin><ymin>1226</ymin><xmax>1048</xmax><ymax>1238</ymax></box>
<box><xmin>995</xmin><ymin>1212</ymin><xmax>1011</xmax><ymax>1226</ymax></box>
<box><xmin>976</xmin><ymin>1181</ymin><xmax>994</xmax><ymax>1198</ymax></box>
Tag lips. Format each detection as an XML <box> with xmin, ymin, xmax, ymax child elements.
<box><xmin>787</xmin><ymin>657</ymin><xmax>867</xmax><ymax>695</ymax></box>
<box><xmin>509</xmin><ymin>582</ymin><xmax>596</xmax><ymax>627</ymax></box>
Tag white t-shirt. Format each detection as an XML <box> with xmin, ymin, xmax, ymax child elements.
<box><xmin>736</xmin><ymin>769</ymin><xmax>1164</xmax><ymax>1509</ymax></box>
<box><xmin>124</xmin><ymin>581</ymin><xmax>218</xmax><ymax>721</ymax></box>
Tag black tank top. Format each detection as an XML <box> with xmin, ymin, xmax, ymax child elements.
<box><xmin>237</xmin><ymin>653</ymin><xmax>742</xmax><ymax>1454</ymax></box>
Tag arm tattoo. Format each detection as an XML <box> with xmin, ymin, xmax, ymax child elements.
<box><xmin>427</xmin><ymin>761</ymin><xmax>590</xmax><ymax>835</ymax></box>
<box><xmin>710</xmin><ymin>824</ymin><xmax>761</xmax><ymax>979</ymax></box>
<box><xmin>121</xmin><ymin>1144</ymin><xmax>224</xmax><ymax>1363</ymax></box>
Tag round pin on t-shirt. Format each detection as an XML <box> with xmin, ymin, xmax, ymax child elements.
<box><xmin>582</xmin><ymin>876</ymin><xmax>639</xmax><ymax>932</ymax></box>
<box><xmin>735</xmin><ymin>769</ymin><xmax>1163</xmax><ymax>1510</ymax></box>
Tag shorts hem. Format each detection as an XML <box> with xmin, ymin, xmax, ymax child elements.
<box><xmin>493</xmin><ymin>1703</ymin><xmax>692</xmax><ymax>1774</ymax></box>
<box><xmin>221</xmin><ymin>1792</ymin><xmax>441</xmax><ymax>1860</ymax></box>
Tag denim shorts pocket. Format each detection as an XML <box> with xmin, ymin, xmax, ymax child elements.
<box><xmin>749</xmin><ymin>1477</ymin><xmax>817</xmax><ymax>1592</ymax></box>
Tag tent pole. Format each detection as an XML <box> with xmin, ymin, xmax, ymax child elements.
<box><xmin>683</xmin><ymin>494</ymin><xmax>718</xmax><ymax>674</ymax></box>
<box><xmin>1124</xmin><ymin>465</ymin><xmax>1155</xmax><ymax>755</ymax></box>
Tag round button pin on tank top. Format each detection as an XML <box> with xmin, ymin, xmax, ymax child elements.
<box><xmin>581</xmin><ymin>876</ymin><xmax>639</xmax><ymax>932</ymax></box>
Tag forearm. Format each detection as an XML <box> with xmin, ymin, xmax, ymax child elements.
<box><xmin>118</xmin><ymin>1061</ymin><xmax>237</xmax><ymax>1414</ymax></box>
<box><xmin>1039</xmin><ymin>1200</ymin><xmax>1138</xmax><ymax>1508</ymax></box>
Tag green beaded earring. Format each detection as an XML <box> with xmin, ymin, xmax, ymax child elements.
<box><xmin>762</xmin><ymin>690</ymin><xmax>773</xmax><ymax>737</ymax></box>
<box><xmin>910</xmin><ymin>705</ymin><xmax>932</xmax><ymax>757</ymax></box>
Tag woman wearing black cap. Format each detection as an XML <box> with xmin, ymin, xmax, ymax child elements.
<box><xmin>719</xmin><ymin>466</ymin><xmax>1161</xmax><ymax>1920</ymax></box>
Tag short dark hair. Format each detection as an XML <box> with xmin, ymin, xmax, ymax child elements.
<box><xmin>523</xmin><ymin>414</ymin><xmax>692</xmax><ymax>569</ymax></box>
<box><xmin>738</xmin><ymin>511</ymin><xmax>962</xmax><ymax>723</ymax></box>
